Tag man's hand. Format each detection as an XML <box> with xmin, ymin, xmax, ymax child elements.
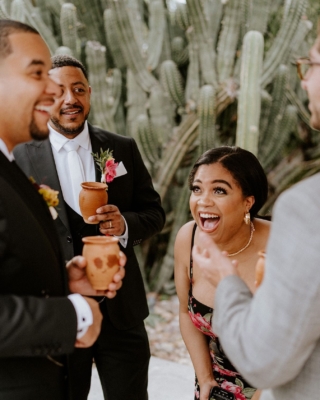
<box><xmin>75</xmin><ymin>296</ymin><xmax>102</xmax><ymax>348</ymax></box>
<box><xmin>192</xmin><ymin>231</ymin><xmax>238</xmax><ymax>288</ymax></box>
<box><xmin>67</xmin><ymin>252</ymin><xmax>126</xmax><ymax>298</ymax></box>
<box><xmin>87</xmin><ymin>204</ymin><xmax>125</xmax><ymax>236</ymax></box>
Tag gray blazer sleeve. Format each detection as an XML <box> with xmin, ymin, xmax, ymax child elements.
<box><xmin>213</xmin><ymin>174</ymin><xmax>320</xmax><ymax>388</ymax></box>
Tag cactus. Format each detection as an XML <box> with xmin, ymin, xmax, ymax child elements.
<box><xmin>147</xmin><ymin>0</ymin><xmax>166</xmax><ymax>71</ymax></box>
<box><xmin>171</xmin><ymin>36</ymin><xmax>189</xmax><ymax>66</ymax></box>
<box><xmin>236</xmin><ymin>31</ymin><xmax>264</xmax><ymax>156</ymax></box>
<box><xmin>103</xmin><ymin>8</ymin><xmax>126</xmax><ymax>69</ymax></box>
<box><xmin>60</xmin><ymin>3</ymin><xmax>80</xmax><ymax>59</ymax></box>
<box><xmin>261</xmin><ymin>0</ymin><xmax>307</xmax><ymax>87</ymax></box>
<box><xmin>260</xmin><ymin>65</ymin><xmax>289</xmax><ymax>158</ymax></box>
<box><xmin>216</xmin><ymin>0</ymin><xmax>242</xmax><ymax>82</ymax></box>
<box><xmin>136</xmin><ymin>114</ymin><xmax>160</xmax><ymax>169</ymax></box>
<box><xmin>262</xmin><ymin>105</ymin><xmax>298</xmax><ymax>170</ymax></box>
<box><xmin>160</xmin><ymin>59</ymin><xmax>185</xmax><ymax>107</ymax></box>
<box><xmin>246</xmin><ymin>0</ymin><xmax>271</xmax><ymax>34</ymax></box>
<box><xmin>198</xmin><ymin>85</ymin><xmax>217</xmax><ymax>154</ymax></box>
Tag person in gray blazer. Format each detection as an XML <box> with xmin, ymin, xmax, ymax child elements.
<box><xmin>192</xmin><ymin>29</ymin><xmax>320</xmax><ymax>400</ymax></box>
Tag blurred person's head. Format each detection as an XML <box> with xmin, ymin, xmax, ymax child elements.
<box><xmin>0</xmin><ymin>20</ymin><xmax>60</xmax><ymax>150</ymax></box>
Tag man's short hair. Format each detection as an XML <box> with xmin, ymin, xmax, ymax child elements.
<box><xmin>0</xmin><ymin>19</ymin><xmax>39</xmax><ymax>59</ymax></box>
<box><xmin>51</xmin><ymin>55</ymin><xmax>89</xmax><ymax>81</ymax></box>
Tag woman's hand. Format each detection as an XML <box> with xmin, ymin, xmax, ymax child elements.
<box><xmin>199</xmin><ymin>378</ymin><xmax>218</xmax><ymax>400</ymax></box>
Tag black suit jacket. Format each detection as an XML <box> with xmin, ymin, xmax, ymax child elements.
<box><xmin>0</xmin><ymin>151</ymin><xmax>77</xmax><ymax>399</ymax></box>
<box><xmin>14</xmin><ymin>124</ymin><xmax>165</xmax><ymax>330</ymax></box>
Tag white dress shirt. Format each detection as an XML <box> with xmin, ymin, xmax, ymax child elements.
<box><xmin>49</xmin><ymin>122</ymin><xmax>128</xmax><ymax>247</ymax></box>
<box><xmin>0</xmin><ymin>138</ymin><xmax>14</xmax><ymax>161</ymax></box>
<box><xmin>0</xmin><ymin>139</ymin><xmax>93</xmax><ymax>338</ymax></box>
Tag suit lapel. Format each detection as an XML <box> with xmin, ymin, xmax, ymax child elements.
<box><xmin>25</xmin><ymin>140</ymin><xmax>70</xmax><ymax>231</ymax></box>
<box><xmin>89</xmin><ymin>125</ymin><xmax>111</xmax><ymax>183</ymax></box>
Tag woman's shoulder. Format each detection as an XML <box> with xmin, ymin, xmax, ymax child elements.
<box><xmin>176</xmin><ymin>220</ymin><xmax>195</xmax><ymax>243</ymax></box>
<box><xmin>253</xmin><ymin>217</ymin><xmax>271</xmax><ymax>249</ymax></box>
<box><xmin>175</xmin><ymin>221</ymin><xmax>196</xmax><ymax>253</ymax></box>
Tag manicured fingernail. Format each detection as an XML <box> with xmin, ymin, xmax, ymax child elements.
<box><xmin>88</xmin><ymin>216</ymin><xmax>94</xmax><ymax>222</ymax></box>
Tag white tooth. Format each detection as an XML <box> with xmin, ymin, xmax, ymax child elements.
<box><xmin>199</xmin><ymin>213</ymin><xmax>219</xmax><ymax>219</ymax></box>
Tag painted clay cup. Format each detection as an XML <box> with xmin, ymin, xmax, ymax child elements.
<box><xmin>79</xmin><ymin>182</ymin><xmax>108</xmax><ymax>224</ymax></box>
<box><xmin>255</xmin><ymin>250</ymin><xmax>266</xmax><ymax>288</ymax></box>
<box><xmin>82</xmin><ymin>236</ymin><xmax>120</xmax><ymax>290</ymax></box>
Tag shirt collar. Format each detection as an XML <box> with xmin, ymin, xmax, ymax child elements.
<box><xmin>49</xmin><ymin>121</ymin><xmax>90</xmax><ymax>152</ymax></box>
<box><xmin>0</xmin><ymin>138</ymin><xmax>15</xmax><ymax>161</ymax></box>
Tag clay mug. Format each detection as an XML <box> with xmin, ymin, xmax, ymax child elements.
<box><xmin>79</xmin><ymin>182</ymin><xmax>108</xmax><ymax>224</ymax></box>
<box><xmin>82</xmin><ymin>236</ymin><xmax>120</xmax><ymax>290</ymax></box>
<box><xmin>255</xmin><ymin>250</ymin><xmax>266</xmax><ymax>288</ymax></box>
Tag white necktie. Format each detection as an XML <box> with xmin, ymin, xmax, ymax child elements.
<box><xmin>63</xmin><ymin>140</ymin><xmax>85</xmax><ymax>215</ymax></box>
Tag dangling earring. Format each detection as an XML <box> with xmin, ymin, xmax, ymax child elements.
<box><xmin>244</xmin><ymin>211</ymin><xmax>250</xmax><ymax>225</ymax></box>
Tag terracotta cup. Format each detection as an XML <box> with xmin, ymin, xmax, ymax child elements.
<box><xmin>82</xmin><ymin>236</ymin><xmax>120</xmax><ymax>290</ymax></box>
<box><xmin>255</xmin><ymin>250</ymin><xmax>266</xmax><ymax>288</ymax></box>
<box><xmin>79</xmin><ymin>182</ymin><xmax>108</xmax><ymax>224</ymax></box>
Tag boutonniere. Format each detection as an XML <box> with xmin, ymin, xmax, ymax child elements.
<box><xmin>92</xmin><ymin>148</ymin><xmax>119</xmax><ymax>184</ymax></box>
<box><xmin>29</xmin><ymin>177</ymin><xmax>59</xmax><ymax>220</ymax></box>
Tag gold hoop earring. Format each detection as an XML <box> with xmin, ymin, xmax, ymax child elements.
<box><xmin>244</xmin><ymin>212</ymin><xmax>250</xmax><ymax>225</ymax></box>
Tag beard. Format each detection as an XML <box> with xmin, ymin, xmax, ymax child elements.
<box><xmin>50</xmin><ymin>109</ymin><xmax>90</xmax><ymax>137</ymax></box>
<box><xmin>29</xmin><ymin>118</ymin><xmax>50</xmax><ymax>141</ymax></box>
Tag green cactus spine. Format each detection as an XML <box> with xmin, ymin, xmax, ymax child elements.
<box><xmin>136</xmin><ymin>114</ymin><xmax>159</xmax><ymax>169</ymax></box>
<box><xmin>147</xmin><ymin>0</ymin><xmax>166</xmax><ymax>71</ymax></box>
<box><xmin>236</xmin><ymin>30</ymin><xmax>264</xmax><ymax>156</ymax></box>
<box><xmin>155</xmin><ymin>113</ymin><xmax>199</xmax><ymax>200</ymax></box>
<box><xmin>111</xmin><ymin>0</ymin><xmax>158</xmax><ymax>92</ymax></box>
<box><xmin>175</xmin><ymin>2</ymin><xmax>190</xmax><ymax>31</ymax></box>
<box><xmin>261</xmin><ymin>0</ymin><xmax>307</xmax><ymax>87</ymax></box>
<box><xmin>262</xmin><ymin>105</ymin><xmax>298</xmax><ymax>170</ymax></box>
<box><xmin>198</xmin><ymin>85</ymin><xmax>217</xmax><ymax>154</ymax></box>
<box><xmin>60</xmin><ymin>3</ymin><xmax>81</xmax><ymax>59</ymax></box>
<box><xmin>160</xmin><ymin>60</ymin><xmax>185</xmax><ymax>108</ymax></box>
<box><xmin>260</xmin><ymin>64</ymin><xmax>289</xmax><ymax>157</ymax></box>
<box><xmin>171</xmin><ymin>36</ymin><xmax>189</xmax><ymax>66</ymax></box>
<box><xmin>103</xmin><ymin>8</ymin><xmax>126</xmax><ymax>69</ymax></box>
<box><xmin>216</xmin><ymin>0</ymin><xmax>242</xmax><ymax>82</ymax></box>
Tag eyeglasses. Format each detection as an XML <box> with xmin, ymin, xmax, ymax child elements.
<box><xmin>295</xmin><ymin>57</ymin><xmax>320</xmax><ymax>80</ymax></box>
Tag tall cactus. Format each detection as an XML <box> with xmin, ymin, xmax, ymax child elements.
<box><xmin>236</xmin><ymin>31</ymin><xmax>264</xmax><ymax>156</ymax></box>
<box><xmin>198</xmin><ymin>85</ymin><xmax>217</xmax><ymax>154</ymax></box>
<box><xmin>60</xmin><ymin>3</ymin><xmax>80</xmax><ymax>59</ymax></box>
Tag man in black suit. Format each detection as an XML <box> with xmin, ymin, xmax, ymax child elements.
<box><xmin>0</xmin><ymin>20</ymin><xmax>125</xmax><ymax>400</ymax></box>
<box><xmin>14</xmin><ymin>55</ymin><xmax>165</xmax><ymax>400</ymax></box>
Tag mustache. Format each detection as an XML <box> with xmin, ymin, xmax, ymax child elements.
<box><xmin>60</xmin><ymin>105</ymin><xmax>83</xmax><ymax>114</ymax></box>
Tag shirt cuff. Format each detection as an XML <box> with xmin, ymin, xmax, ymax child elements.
<box><xmin>114</xmin><ymin>216</ymin><xmax>128</xmax><ymax>248</ymax></box>
<box><xmin>68</xmin><ymin>293</ymin><xmax>93</xmax><ymax>339</ymax></box>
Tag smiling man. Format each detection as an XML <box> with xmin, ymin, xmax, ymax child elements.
<box><xmin>14</xmin><ymin>54</ymin><xmax>165</xmax><ymax>400</ymax></box>
<box><xmin>193</xmin><ymin>22</ymin><xmax>320</xmax><ymax>400</ymax></box>
<box><xmin>0</xmin><ymin>20</ymin><xmax>126</xmax><ymax>400</ymax></box>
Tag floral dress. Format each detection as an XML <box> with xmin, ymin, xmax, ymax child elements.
<box><xmin>188</xmin><ymin>224</ymin><xmax>256</xmax><ymax>400</ymax></box>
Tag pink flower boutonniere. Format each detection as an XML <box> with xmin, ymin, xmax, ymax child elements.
<box><xmin>92</xmin><ymin>148</ymin><xmax>119</xmax><ymax>184</ymax></box>
<box><xmin>29</xmin><ymin>177</ymin><xmax>59</xmax><ymax>220</ymax></box>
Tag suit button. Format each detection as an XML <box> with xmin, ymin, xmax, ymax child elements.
<box><xmin>67</xmin><ymin>236</ymin><xmax>73</xmax><ymax>243</ymax></box>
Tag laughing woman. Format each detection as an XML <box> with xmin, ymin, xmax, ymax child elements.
<box><xmin>174</xmin><ymin>147</ymin><xmax>270</xmax><ymax>400</ymax></box>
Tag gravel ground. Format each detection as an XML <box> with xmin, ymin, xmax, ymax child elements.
<box><xmin>145</xmin><ymin>294</ymin><xmax>193</xmax><ymax>366</ymax></box>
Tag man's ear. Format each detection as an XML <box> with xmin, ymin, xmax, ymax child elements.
<box><xmin>89</xmin><ymin>86</ymin><xmax>92</xmax><ymax>95</ymax></box>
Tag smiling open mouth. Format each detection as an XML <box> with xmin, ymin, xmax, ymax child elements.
<box><xmin>199</xmin><ymin>212</ymin><xmax>220</xmax><ymax>231</ymax></box>
<box><xmin>61</xmin><ymin>107</ymin><xmax>82</xmax><ymax>115</ymax></box>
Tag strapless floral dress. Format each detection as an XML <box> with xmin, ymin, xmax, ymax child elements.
<box><xmin>188</xmin><ymin>224</ymin><xmax>256</xmax><ymax>400</ymax></box>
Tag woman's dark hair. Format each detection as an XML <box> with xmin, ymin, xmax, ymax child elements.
<box><xmin>188</xmin><ymin>146</ymin><xmax>268</xmax><ymax>219</ymax></box>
